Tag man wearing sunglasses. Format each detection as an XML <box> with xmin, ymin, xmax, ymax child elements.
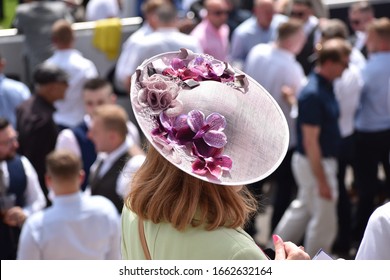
<box><xmin>190</xmin><ymin>0</ymin><xmax>231</xmax><ymax>61</ymax></box>
<box><xmin>348</xmin><ymin>1</ymin><xmax>375</xmax><ymax>58</ymax></box>
<box><xmin>289</xmin><ymin>0</ymin><xmax>321</xmax><ymax>76</ymax></box>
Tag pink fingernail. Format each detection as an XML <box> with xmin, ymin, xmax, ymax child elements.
<box><xmin>273</xmin><ymin>234</ymin><xmax>280</xmax><ymax>243</ymax></box>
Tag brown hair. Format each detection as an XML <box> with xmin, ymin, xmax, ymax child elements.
<box><xmin>367</xmin><ymin>17</ymin><xmax>390</xmax><ymax>43</ymax></box>
<box><xmin>125</xmin><ymin>144</ymin><xmax>258</xmax><ymax>231</ymax></box>
<box><xmin>277</xmin><ymin>19</ymin><xmax>303</xmax><ymax>41</ymax></box>
<box><xmin>316</xmin><ymin>38</ymin><xmax>352</xmax><ymax>65</ymax></box>
<box><xmin>320</xmin><ymin>19</ymin><xmax>349</xmax><ymax>40</ymax></box>
<box><xmin>46</xmin><ymin>150</ymin><xmax>81</xmax><ymax>180</ymax></box>
<box><xmin>51</xmin><ymin>19</ymin><xmax>74</xmax><ymax>46</ymax></box>
<box><xmin>141</xmin><ymin>0</ymin><xmax>168</xmax><ymax>15</ymax></box>
<box><xmin>92</xmin><ymin>104</ymin><xmax>128</xmax><ymax>139</ymax></box>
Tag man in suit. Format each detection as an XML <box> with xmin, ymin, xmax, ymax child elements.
<box><xmin>55</xmin><ymin>78</ymin><xmax>142</xmax><ymax>191</ymax></box>
<box><xmin>0</xmin><ymin>118</ymin><xmax>45</xmax><ymax>259</ymax></box>
<box><xmin>88</xmin><ymin>104</ymin><xmax>145</xmax><ymax>214</ymax></box>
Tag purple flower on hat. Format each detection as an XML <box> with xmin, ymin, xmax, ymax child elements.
<box><xmin>138</xmin><ymin>74</ymin><xmax>183</xmax><ymax>116</ymax></box>
<box><xmin>187</xmin><ymin>110</ymin><xmax>227</xmax><ymax>149</ymax></box>
<box><xmin>191</xmin><ymin>139</ymin><xmax>232</xmax><ymax>179</ymax></box>
<box><xmin>162</xmin><ymin>56</ymin><xmax>234</xmax><ymax>83</ymax></box>
<box><xmin>156</xmin><ymin>112</ymin><xmax>195</xmax><ymax>145</ymax></box>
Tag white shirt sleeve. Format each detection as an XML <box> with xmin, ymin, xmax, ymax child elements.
<box><xmin>55</xmin><ymin>129</ymin><xmax>82</xmax><ymax>157</ymax></box>
<box><xmin>116</xmin><ymin>154</ymin><xmax>146</xmax><ymax>198</ymax></box>
<box><xmin>126</xmin><ymin>121</ymin><xmax>141</xmax><ymax>148</ymax></box>
<box><xmin>21</xmin><ymin>157</ymin><xmax>46</xmax><ymax>216</ymax></box>
<box><xmin>355</xmin><ymin>203</ymin><xmax>390</xmax><ymax>260</ymax></box>
<box><xmin>17</xmin><ymin>218</ymin><xmax>41</xmax><ymax>259</ymax></box>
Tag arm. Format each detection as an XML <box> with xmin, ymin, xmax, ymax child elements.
<box><xmin>17</xmin><ymin>219</ymin><xmax>41</xmax><ymax>260</ymax></box>
<box><xmin>301</xmin><ymin>124</ymin><xmax>332</xmax><ymax>200</ymax></box>
<box><xmin>21</xmin><ymin>156</ymin><xmax>46</xmax><ymax>215</ymax></box>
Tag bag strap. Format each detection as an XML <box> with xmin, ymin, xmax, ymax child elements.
<box><xmin>138</xmin><ymin>217</ymin><xmax>151</xmax><ymax>260</ymax></box>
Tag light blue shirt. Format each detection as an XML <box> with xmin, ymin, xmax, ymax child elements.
<box><xmin>229</xmin><ymin>14</ymin><xmax>288</xmax><ymax>65</ymax></box>
<box><xmin>0</xmin><ymin>74</ymin><xmax>30</xmax><ymax>127</ymax></box>
<box><xmin>17</xmin><ymin>192</ymin><xmax>121</xmax><ymax>259</ymax></box>
<box><xmin>355</xmin><ymin>52</ymin><xmax>390</xmax><ymax>132</ymax></box>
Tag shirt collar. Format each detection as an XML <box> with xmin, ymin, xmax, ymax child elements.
<box><xmin>52</xmin><ymin>191</ymin><xmax>83</xmax><ymax>206</ymax></box>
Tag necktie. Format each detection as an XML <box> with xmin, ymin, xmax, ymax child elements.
<box><xmin>90</xmin><ymin>158</ymin><xmax>104</xmax><ymax>185</ymax></box>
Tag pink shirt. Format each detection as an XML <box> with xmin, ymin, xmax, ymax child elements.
<box><xmin>190</xmin><ymin>19</ymin><xmax>230</xmax><ymax>61</ymax></box>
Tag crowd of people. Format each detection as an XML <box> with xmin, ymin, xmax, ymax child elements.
<box><xmin>0</xmin><ymin>0</ymin><xmax>389</xmax><ymax>260</ymax></box>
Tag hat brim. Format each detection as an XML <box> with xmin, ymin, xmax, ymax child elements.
<box><xmin>130</xmin><ymin>50</ymin><xmax>289</xmax><ymax>186</ymax></box>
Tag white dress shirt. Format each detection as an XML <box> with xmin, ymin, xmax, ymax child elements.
<box><xmin>245</xmin><ymin>43</ymin><xmax>306</xmax><ymax>148</ymax></box>
<box><xmin>355</xmin><ymin>202</ymin><xmax>390</xmax><ymax>260</ymax></box>
<box><xmin>17</xmin><ymin>192</ymin><xmax>121</xmax><ymax>259</ymax></box>
<box><xmin>115</xmin><ymin>23</ymin><xmax>154</xmax><ymax>91</ymax></box>
<box><xmin>89</xmin><ymin>141</ymin><xmax>145</xmax><ymax>198</ymax></box>
<box><xmin>46</xmin><ymin>49</ymin><xmax>98</xmax><ymax>127</ymax></box>
<box><xmin>334</xmin><ymin>61</ymin><xmax>363</xmax><ymax>138</ymax></box>
<box><xmin>119</xmin><ymin>27</ymin><xmax>201</xmax><ymax>83</ymax></box>
<box><xmin>0</xmin><ymin>157</ymin><xmax>46</xmax><ymax>216</ymax></box>
<box><xmin>85</xmin><ymin>0</ymin><xmax>120</xmax><ymax>21</ymax></box>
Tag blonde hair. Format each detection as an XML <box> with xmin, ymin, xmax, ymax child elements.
<box><xmin>367</xmin><ymin>17</ymin><xmax>390</xmax><ymax>43</ymax></box>
<box><xmin>125</xmin><ymin>144</ymin><xmax>258</xmax><ymax>231</ymax></box>
<box><xmin>46</xmin><ymin>150</ymin><xmax>81</xmax><ymax>180</ymax></box>
<box><xmin>92</xmin><ymin>104</ymin><xmax>128</xmax><ymax>139</ymax></box>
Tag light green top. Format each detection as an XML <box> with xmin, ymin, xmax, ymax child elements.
<box><xmin>121</xmin><ymin>206</ymin><xmax>268</xmax><ymax>260</ymax></box>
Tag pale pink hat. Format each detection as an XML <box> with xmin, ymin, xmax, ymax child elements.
<box><xmin>130</xmin><ymin>49</ymin><xmax>289</xmax><ymax>186</ymax></box>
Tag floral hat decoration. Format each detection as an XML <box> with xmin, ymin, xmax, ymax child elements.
<box><xmin>130</xmin><ymin>49</ymin><xmax>289</xmax><ymax>186</ymax></box>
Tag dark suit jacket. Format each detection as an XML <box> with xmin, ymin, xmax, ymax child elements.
<box><xmin>16</xmin><ymin>95</ymin><xmax>58</xmax><ymax>201</ymax></box>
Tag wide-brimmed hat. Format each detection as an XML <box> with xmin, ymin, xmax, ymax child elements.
<box><xmin>130</xmin><ymin>49</ymin><xmax>288</xmax><ymax>186</ymax></box>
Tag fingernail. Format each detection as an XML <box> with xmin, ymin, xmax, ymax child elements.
<box><xmin>273</xmin><ymin>234</ymin><xmax>280</xmax><ymax>243</ymax></box>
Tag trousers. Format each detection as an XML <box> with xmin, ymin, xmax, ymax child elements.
<box><xmin>273</xmin><ymin>152</ymin><xmax>338</xmax><ymax>257</ymax></box>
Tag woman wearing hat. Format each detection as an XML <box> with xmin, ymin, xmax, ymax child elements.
<box><xmin>121</xmin><ymin>49</ymin><xmax>310</xmax><ymax>260</ymax></box>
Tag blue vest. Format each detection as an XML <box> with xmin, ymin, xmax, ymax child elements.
<box><xmin>71</xmin><ymin>121</ymin><xmax>97</xmax><ymax>191</ymax></box>
<box><xmin>0</xmin><ymin>155</ymin><xmax>27</xmax><ymax>259</ymax></box>
<box><xmin>6</xmin><ymin>155</ymin><xmax>27</xmax><ymax>206</ymax></box>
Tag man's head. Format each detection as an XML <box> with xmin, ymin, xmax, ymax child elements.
<box><xmin>320</xmin><ymin>19</ymin><xmax>350</xmax><ymax>42</ymax></box>
<box><xmin>205</xmin><ymin>0</ymin><xmax>231</xmax><ymax>29</ymax></box>
<box><xmin>141</xmin><ymin>0</ymin><xmax>168</xmax><ymax>30</ymax></box>
<box><xmin>348</xmin><ymin>1</ymin><xmax>374</xmax><ymax>33</ymax></box>
<box><xmin>316</xmin><ymin>38</ymin><xmax>352</xmax><ymax>81</ymax></box>
<box><xmin>0</xmin><ymin>118</ymin><xmax>19</xmax><ymax>161</ymax></box>
<box><xmin>154</xmin><ymin>2</ymin><xmax>178</xmax><ymax>28</ymax></box>
<box><xmin>276</xmin><ymin>19</ymin><xmax>306</xmax><ymax>55</ymax></box>
<box><xmin>366</xmin><ymin>17</ymin><xmax>390</xmax><ymax>54</ymax></box>
<box><xmin>83</xmin><ymin>78</ymin><xmax>116</xmax><ymax>116</ymax></box>
<box><xmin>51</xmin><ymin>19</ymin><xmax>74</xmax><ymax>49</ymax></box>
<box><xmin>88</xmin><ymin>104</ymin><xmax>128</xmax><ymax>153</ymax></box>
<box><xmin>254</xmin><ymin>0</ymin><xmax>275</xmax><ymax>29</ymax></box>
<box><xmin>290</xmin><ymin>0</ymin><xmax>313</xmax><ymax>23</ymax></box>
<box><xmin>33</xmin><ymin>63</ymin><xmax>68</xmax><ymax>103</ymax></box>
<box><xmin>45</xmin><ymin>150</ymin><xmax>83</xmax><ymax>195</ymax></box>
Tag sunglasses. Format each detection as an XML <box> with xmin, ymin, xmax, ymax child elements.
<box><xmin>210</xmin><ymin>10</ymin><xmax>230</xmax><ymax>16</ymax></box>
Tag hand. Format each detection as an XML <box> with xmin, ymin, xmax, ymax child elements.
<box><xmin>281</xmin><ymin>86</ymin><xmax>297</xmax><ymax>107</ymax></box>
<box><xmin>273</xmin><ymin>234</ymin><xmax>310</xmax><ymax>260</ymax></box>
<box><xmin>3</xmin><ymin>206</ymin><xmax>27</xmax><ymax>227</ymax></box>
<box><xmin>318</xmin><ymin>181</ymin><xmax>332</xmax><ymax>200</ymax></box>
